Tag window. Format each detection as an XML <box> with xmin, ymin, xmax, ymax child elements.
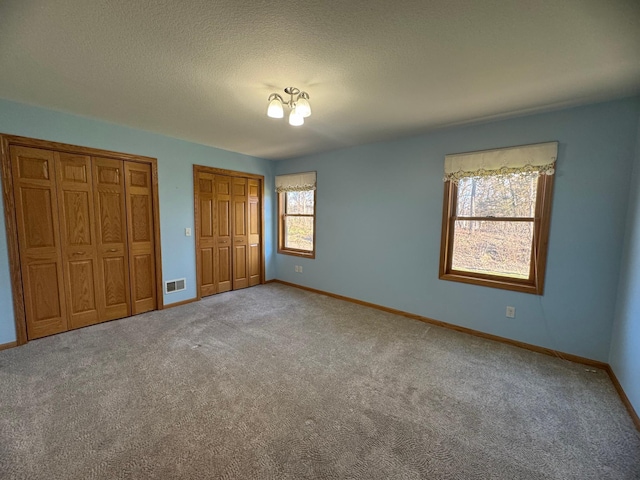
<box><xmin>439</xmin><ymin>142</ymin><xmax>557</xmax><ymax>294</ymax></box>
<box><xmin>276</xmin><ymin>172</ymin><xmax>316</xmax><ymax>258</ymax></box>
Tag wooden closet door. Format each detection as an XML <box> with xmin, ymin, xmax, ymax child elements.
<box><xmin>215</xmin><ymin>175</ymin><xmax>232</xmax><ymax>293</ymax></box>
<box><xmin>10</xmin><ymin>146</ymin><xmax>68</xmax><ymax>339</ymax></box>
<box><xmin>232</xmin><ymin>177</ymin><xmax>249</xmax><ymax>290</ymax></box>
<box><xmin>124</xmin><ymin>162</ymin><xmax>157</xmax><ymax>314</ymax></box>
<box><xmin>197</xmin><ymin>172</ymin><xmax>217</xmax><ymax>297</ymax></box>
<box><xmin>56</xmin><ymin>153</ymin><xmax>104</xmax><ymax>329</ymax></box>
<box><xmin>93</xmin><ymin>158</ymin><xmax>131</xmax><ymax>320</ymax></box>
<box><xmin>248</xmin><ymin>179</ymin><xmax>261</xmax><ymax>287</ymax></box>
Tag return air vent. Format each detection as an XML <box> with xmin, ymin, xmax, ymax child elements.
<box><xmin>165</xmin><ymin>278</ymin><xmax>186</xmax><ymax>294</ymax></box>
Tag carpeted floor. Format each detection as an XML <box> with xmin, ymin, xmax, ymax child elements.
<box><xmin>0</xmin><ymin>283</ymin><xmax>638</xmax><ymax>479</ymax></box>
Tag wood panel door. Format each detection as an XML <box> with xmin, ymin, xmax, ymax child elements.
<box><xmin>215</xmin><ymin>175</ymin><xmax>232</xmax><ymax>293</ymax></box>
<box><xmin>124</xmin><ymin>162</ymin><xmax>157</xmax><ymax>314</ymax></box>
<box><xmin>248</xmin><ymin>178</ymin><xmax>261</xmax><ymax>287</ymax></box>
<box><xmin>232</xmin><ymin>177</ymin><xmax>249</xmax><ymax>290</ymax></box>
<box><xmin>10</xmin><ymin>146</ymin><xmax>68</xmax><ymax>339</ymax></box>
<box><xmin>56</xmin><ymin>153</ymin><xmax>104</xmax><ymax>329</ymax></box>
<box><xmin>93</xmin><ymin>158</ymin><xmax>131</xmax><ymax>320</ymax></box>
<box><xmin>196</xmin><ymin>172</ymin><xmax>217</xmax><ymax>297</ymax></box>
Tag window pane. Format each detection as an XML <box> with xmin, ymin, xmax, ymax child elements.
<box><xmin>285</xmin><ymin>216</ymin><xmax>314</xmax><ymax>251</ymax></box>
<box><xmin>456</xmin><ymin>173</ymin><xmax>538</xmax><ymax>218</ymax></box>
<box><xmin>286</xmin><ymin>190</ymin><xmax>315</xmax><ymax>214</ymax></box>
<box><xmin>451</xmin><ymin>220</ymin><xmax>533</xmax><ymax>279</ymax></box>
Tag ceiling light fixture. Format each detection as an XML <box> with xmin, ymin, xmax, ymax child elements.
<box><xmin>267</xmin><ymin>87</ymin><xmax>311</xmax><ymax>126</ymax></box>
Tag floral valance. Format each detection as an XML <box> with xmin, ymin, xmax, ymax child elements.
<box><xmin>444</xmin><ymin>142</ymin><xmax>558</xmax><ymax>183</ymax></box>
<box><xmin>275</xmin><ymin>171</ymin><xmax>317</xmax><ymax>193</ymax></box>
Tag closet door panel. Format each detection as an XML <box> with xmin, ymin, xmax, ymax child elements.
<box><xmin>248</xmin><ymin>179</ymin><xmax>261</xmax><ymax>286</ymax></box>
<box><xmin>124</xmin><ymin>162</ymin><xmax>156</xmax><ymax>314</ymax></box>
<box><xmin>26</xmin><ymin>263</ymin><xmax>63</xmax><ymax>320</ymax></box>
<box><xmin>94</xmin><ymin>158</ymin><xmax>131</xmax><ymax>320</ymax></box>
<box><xmin>103</xmin><ymin>257</ymin><xmax>128</xmax><ymax>306</ymax></box>
<box><xmin>124</xmin><ymin>162</ymin><xmax>156</xmax><ymax>315</ymax></box>
<box><xmin>197</xmin><ymin>172</ymin><xmax>216</xmax><ymax>297</ymax></box>
<box><xmin>56</xmin><ymin>153</ymin><xmax>103</xmax><ymax>329</ymax></box>
<box><xmin>232</xmin><ymin>177</ymin><xmax>248</xmax><ymax>290</ymax></box>
<box><xmin>215</xmin><ymin>175</ymin><xmax>232</xmax><ymax>293</ymax></box>
<box><xmin>10</xmin><ymin>146</ymin><xmax>68</xmax><ymax>339</ymax></box>
<box><xmin>133</xmin><ymin>254</ymin><xmax>154</xmax><ymax>300</ymax></box>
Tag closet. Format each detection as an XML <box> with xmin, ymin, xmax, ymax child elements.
<box><xmin>6</xmin><ymin>141</ymin><xmax>159</xmax><ymax>341</ymax></box>
<box><xmin>194</xmin><ymin>166</ymin><xmax>263</xmax><ymax>298</ymax></box>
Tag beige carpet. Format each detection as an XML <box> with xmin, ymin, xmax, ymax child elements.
<box><xmin>0</xmin><ymin>283</ymin><xmax>638</xmax><ymax>479</ymax></box>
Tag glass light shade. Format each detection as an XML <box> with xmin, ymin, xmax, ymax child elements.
<box><xmin>296</xmin><ymin>98</ymin><xmax>311</xmax><ymax>117</ymax></box>
<box><xmin>267</xmin><ymin>98</ymin><xmax>284</xmax><ymax>118</ymax></box>
<box><xmin>289</xmin><ymin>107</ymin><xmax>304</xmax><ymax>126</ymax></box>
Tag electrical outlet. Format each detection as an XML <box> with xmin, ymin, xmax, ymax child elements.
<box><xmin>299</xmin><ymin>266</ymin><xmax>303</xmax><ymax>273</ymax></box>
<box><xmin>506</xmin><ymin>306</ymin><xmax>516</xmax><ymax>318</ymax></box>
<box><xmin>294</xmin><ymin>265</ymin><xmax>299</xmax><ymax>273</ymax></box>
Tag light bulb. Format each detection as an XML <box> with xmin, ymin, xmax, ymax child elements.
<box><xmin>267</xmin><ymin>98</ymin><xmax>284</xmax><ymax>118</ymax></box>
<box><xmin>289</xmin><ymin>107</ymin><xmax>304</xmax><ymax>126</ymax></box>
<box><xmin>296</xmin><ymin>97</ymin><xmax>311</xmax><ymax>118</ymax></box>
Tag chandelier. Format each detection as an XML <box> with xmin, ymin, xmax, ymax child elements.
<box><xmin>267</xmin><ymin>87</ymin><xmax>311</xmax><ymax>126</ymax></box>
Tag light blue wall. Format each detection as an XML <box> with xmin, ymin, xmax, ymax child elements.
<box><xmin>275</xmin><ymin>97</ymin><xmax>640</xmax><ymax>362</ymax></box>
<box><xmin>610</xmin><ymin>116</ymin><xmax>640</xmax><ymax>415</ymax></box>
<box><xmin>2</xmin><ymin>97</ymin><xmax>639</xmax><ymax>366</ymax></box>
<box><xmin>0</xmin><ymin>98</ymin><xmax>275</xmax><ymax>344</ymax></box>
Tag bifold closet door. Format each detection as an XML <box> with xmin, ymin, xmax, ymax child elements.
<box><xmin>248</xmin><ymin>178</ymin><xmax>261</xmax><ymax>287</ymax></box>
<box><xmin>195</xmin><ymin>169</ymin><xmax>262</xmax><ymax>297</ymax></box>
<box><xmin>56</xmin><ymin>153</ymin><xmax>104</xmax><ymax>329</ymax></box>
<box><xmin>215</xmin><ymin>175</ymin><xmax>232</xmax><ymax>293</ymax></box>
<box><xmin>93</xmin><ymin>158</ymin><xmax>131</xmax><ymax>320</ymax></box>
<box><xmin>197</xmin><ymin>171</ymin><xmax>217</xmax><ymax>297</ymax></box>
<box><xmin>10</xmin><ymin>146</ymin><xmax>68</xmax><ymax>339</ymax></box>
<box><xmin>232</xmin><ymin>177</ymin><xmax>249</xmax><ymax>290</ymax></box>
<box><xmin>124</xmin><ymin>162</ymin><xmax>157</xmax><ymax>314</ymax></box>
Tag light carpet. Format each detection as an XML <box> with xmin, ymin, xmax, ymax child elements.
<box><xmin>0</xmin><ymin>283</ymin><xmax>638</xmax><ymax>479</ymax></box>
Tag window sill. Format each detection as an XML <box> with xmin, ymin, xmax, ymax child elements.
<box><xmin>277</xmin><ymin>248</ymin><xmax>315</xmax><ymax>259</ymax></box>
<box><xmin>439</xmin><ymin>272</ymin><xmax>542</xmax><ymax>295</ymax></box>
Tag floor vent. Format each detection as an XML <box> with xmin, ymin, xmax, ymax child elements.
<box><xmin>165</xmin><ymin>278</ymin><xmax>186</xmax><ymax>294</ymax></box>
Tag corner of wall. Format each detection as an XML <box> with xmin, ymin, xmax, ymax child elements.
<box><xmin>609</xmin><ymin>106</ymin><xmax>640</xmax><ymax>418</ymax></box>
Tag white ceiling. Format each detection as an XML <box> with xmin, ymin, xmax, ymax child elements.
<box><xmin>1</xmin><ymin>0</ymin><xmax>639</xmax><ymax>160</ymax></box>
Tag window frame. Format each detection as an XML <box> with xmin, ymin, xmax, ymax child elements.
<box><xmin>439</xmin><ymin>173</ymin><xmax>554</xmax><ymax>295</ymax></box>
<box><xmin>277</xmin><ymin>189</ymin><xmax>316</xmax><ymax>258</ymax></box>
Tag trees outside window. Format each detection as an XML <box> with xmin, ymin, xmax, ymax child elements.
<box><xmin>280</xmin><ymin>190</ymin><xmax>315</xmax><ymax>255</ymax></box>
<box><xmin>440</xmin><ymin>142</ymin><xmax>557</xmax><ymax>294</ymax></box>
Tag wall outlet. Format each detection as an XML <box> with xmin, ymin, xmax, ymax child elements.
<box><xmin>299</xmin><ymin>265</ymin><xmax>303</xmax><ymax>273</ymax></box>
<box><xmin>506</xmin><ymin>306</ymin><xmax>516</xmax><ymax>318</ymax></box>
<box><xmin>294</xmin><ymin>265</ymin><xmax>299</xmax><ymax>272</ymax></box>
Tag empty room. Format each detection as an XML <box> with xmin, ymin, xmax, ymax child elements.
<box><xmin>1</xmin><ymin>1</ymin><xmax>639</xmax><ymax>478</ymax></box>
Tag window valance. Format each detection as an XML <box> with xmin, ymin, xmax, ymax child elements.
<box><xmin>444</xmin><ymin>142</ymin><xmax>558</xmax><ymax>183</ymax></box>
<box><xmin>275</xmin><ymin>171</ymin><xmax>317</xmax><ymax>192</ymax></box>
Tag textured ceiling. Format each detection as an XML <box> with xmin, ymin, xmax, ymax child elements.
<box><xmin>1</xmin><ymin>0</ymin><xmax>639</xmax><ymax>160</ymax></box>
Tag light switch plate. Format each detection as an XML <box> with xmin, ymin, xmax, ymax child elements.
<box><xmin>185</xmin><ymin>227</ymin><xmax>192</xmax><ymax>236</ymax></box>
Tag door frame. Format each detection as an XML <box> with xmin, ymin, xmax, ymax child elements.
<box><xmin>0</xmin><ymin>134</ymin><xmax>164</xmax><ymax>345</ymax></box>
<box><xmin>193</xmin><ymin>165</ymin><xmax>265</xmax><ymax>300</ymax></box>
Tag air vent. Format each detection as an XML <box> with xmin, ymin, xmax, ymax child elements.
<box><xmin>165</xmin><ymin>278</ymin><xmax>186</xmax><ymax>294</ymax></box>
